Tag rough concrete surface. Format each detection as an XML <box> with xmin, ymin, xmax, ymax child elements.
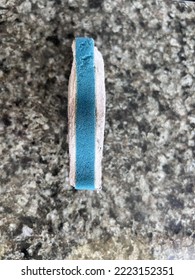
<box><xmin>0</xmin><ymin>0</ymin><xmax>195</xmax><ymax>259</ymax></box>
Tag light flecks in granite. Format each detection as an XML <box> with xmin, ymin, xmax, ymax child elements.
<box><xmin>0</xmin><ymin>0</ymin><xmax>195</xmax><ymax>260</ymax></box>
<box><xmin>66</xmin><ymin>234</ymin><xmax>152</xmax><ymax>260</ymax></box>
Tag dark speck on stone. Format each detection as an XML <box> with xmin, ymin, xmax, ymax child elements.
<box><xmin>118</xmin><ymin>122</ymin><xmax>124</xmax><ymax>130</ymax></box>
<box><xmin>128</xmin><ymin>100</ymin><xmax>138</xmax><ymax>111</ymax></box>
<box><xmin>134</xmin><ymin>211</ymin><xmax>145</xmax><ymax>222</ymax></box>
<box><xmin>66</xmin><ymin>32</ymin><xmax>74</xmax><ymax>39</ymax></box>
<box><xmin>146</xmin><ymin>165</ymin><xmax>152</xmax><ymax>172</ymax></box>
<box><xmin>54</xmin><ymin>0</ymin><xmax>61</xmax><ymax>4</ymax></box>
<box><xmin>0</xmin><ymin>21</ymin><xmax>6</xmax><ymax>26</ymax></box>
<box><xmin>156</xmin><ymin>23</ymin><xmax>162</xmax><ymax>30</ymax></box>
<box><xmin>39</xmin><ymin>156</ymin><xmax>47</xmax><ymax>164</ymax></box>
<box><xmin>143</xmin><ymin>63</ymin><xmax>157</xmax><ymax>73</ymax></box>
<box><xmin>109</xmin><ymin>207</ymin><xmax>117</xmax><ymax>219</ymax></box>
<box><xmin>78</xmin><ymin>208</ymin><xmax>88</xmax><ymax>221</ymax></box>
<box><xmin>166</xmin><ymin>220</ymin><xmax>182</xmax><ymax>235</ymax></box>
<box><xmin>14</xmin><ymin>98</ymin><xmax>23</xmax><ymax>107</ymax></box>
<box><xmin>48</xmin><ymin>220</ymin><xmax>53</xmax><ymax>234</ymax></box>
<box><xmin>22</xmin><ymin>51</ymin><xmax>32</xmax><ymax>60</ymax></box>
<box><xmin>176</xmin><ymin>4</ymin><xmax>185</xmax><ymax>13</ymax></box>
<box><xmin>88</xmin><ymin>0</ymin><xmax>103</xmax><ymax>9</ymax></box>
<box><xmin>190</xmin><ymin>123</ymin><xmax>195</xmax><ymax>129</ymax></box>
<box><xmin>58</xmin><ymin>222</ymin><xmax>63</xmax><ymax>231</ymax></box>
<box><xmin>2</xmin><ymin>113</ymin><xmax>12</xmax><ymax>126</ymax></box>
<box><xmin>186</xmin><ymin>229</ymin><xmax>192</xmax><ymax>236</ymax></box>
<box><xmin>21</xmin><ymin>247</ymin><xmax>31</xmax><ymax>260</ymax></box>
<box><xmin>158</xmin><ymin>101</ymin><xmax>169</xmax><ymax>112</ymax></box>
<box><xmin>46</xmin><ymin>35</ymin><xmax>60</xmax><ymax>46</ymax></box>
<box><xmin>139</xmin><ymin>20</ymin><xmax>147</xmax><ymax>28</ymax></box>
<box><xmin>19</xmin><ymin>216</ymin><xmax>36</xmax><ymax>228</ymax></box>
<box><xmin>138</xmin><ymin>118</ymin><xmax>151</xmax><ymax>134</ymax></box>
<box><xmin>32</xmin><ymin>242</ymin><xmax>42</xmax><ymax>260</ymax></box>
<box><xmin>20</xmin><ymin>157</ymin><xmax>32</xmax><ymax>168</ymax></box>
<box><xmin>167</xmin><ymin>194</ymin><xmax>184</xmax><ymax>209</ymax></box>
<box><xmin>162</xmin><ymin>164</ymin><xmax>173</xmax><ymax>174</ymax></box>
<box><xmin>91</xmin><ymin>197</ymin><xmax>100</xmax><ymax>208</ymax></box>
<box><xmin>147</xmin><ymin>232</ymin><xmax>153</xmax><ymax>240</ymax></box>
<box><xmin>141</xmin><ymin>141</ymin><xmax>147</xmax><ymax>153</ymax></box>
<box><xmin>185</xmin><ymin>184</ymin><xmax>193</xmax><ymax>193</ymax></box>
<box><xmin>15</xmin><ymin>18</ymin><xmax>22</xmax><ymax>23</ymax></box>
<box><xmin>52</xmin><ymin>166</ymin><xmax>59</xmax><ymax>176</ymax></box>
<box><xmin>92</xmin><ymin>217</ymin><xmax>100</xmax><ymax>227</ymax></box>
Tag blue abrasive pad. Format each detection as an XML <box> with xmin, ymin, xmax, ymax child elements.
<box><xmin>75</xmin><ymin>37</ymin><xmax>95</xmax><ymax>190</ymax></box>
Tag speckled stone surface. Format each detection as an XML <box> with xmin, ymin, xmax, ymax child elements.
<box><xmin>0</xmin><ymin>0</ymin><xmax>195</xmax><ymax>260</ymax></box>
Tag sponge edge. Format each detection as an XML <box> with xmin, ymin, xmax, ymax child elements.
<box><xmin>68</xmin><ymin>38</ymin><xmax>106</xmax><ymax>191</ymax></box>
<box><xmin>94</xmin><ymin>45</ymin><xmax>106</xmax><ymax>190</ymax></box>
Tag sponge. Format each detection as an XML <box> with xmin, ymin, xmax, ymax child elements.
<box><xmin>68</xmin><ymin>38</ymin><xmax>106</xmax><ymax>190</ymax></box>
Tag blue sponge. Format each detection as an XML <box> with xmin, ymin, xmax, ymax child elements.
<box><xmin>75</xmin><ymin>38</ymin><xmax>96</xmax><ymax>190</ymax></box>
<box><xmin>68</xmin><ymin>37</ymin><xmax>105</xmax><ymax>191</ymax></box>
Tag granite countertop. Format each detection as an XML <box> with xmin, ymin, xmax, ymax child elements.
<box><xmin>0</xmin><ymin>0</ymin><xmax>195</xmax><ymax>260</ymax></box>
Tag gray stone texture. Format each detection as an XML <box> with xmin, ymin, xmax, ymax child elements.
<box><xmin>0</xmin><ymin>0</ymin><xmax>195</xmax><ymax>259</ymax></box>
